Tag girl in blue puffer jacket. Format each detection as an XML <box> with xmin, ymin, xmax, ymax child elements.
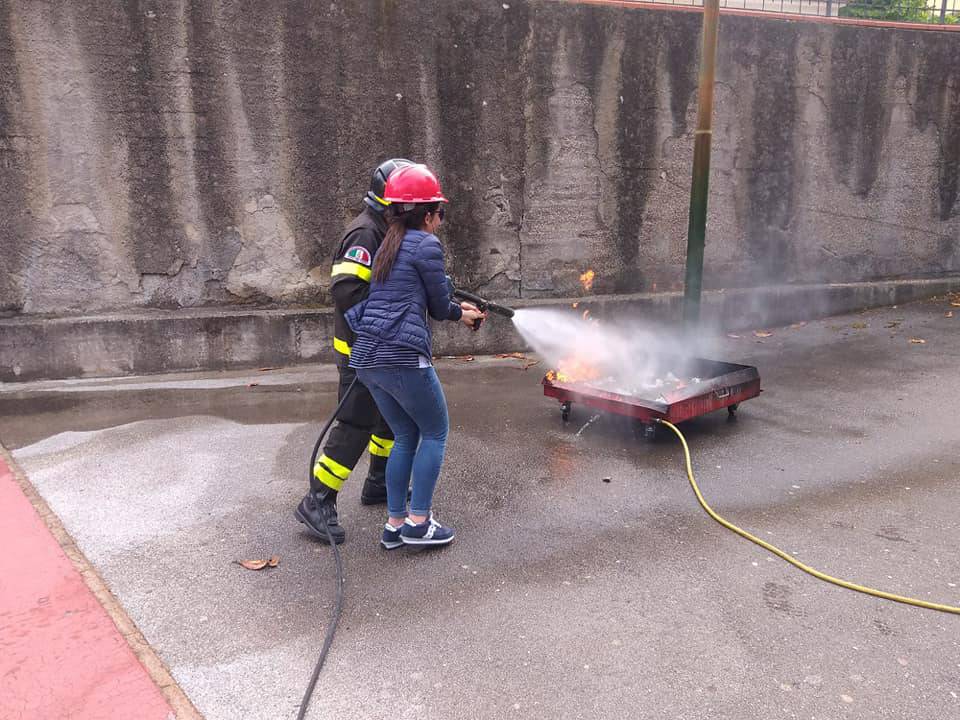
<box><xmin>346</xmin><ymin>164</ymin><xmax>485</xmax><ymax>549</ymax></box>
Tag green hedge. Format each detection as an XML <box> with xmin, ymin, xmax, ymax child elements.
<box><xmin>838</xmin><ymin>0</ymin><xmax>956</xmax><ymax>22</ymax></box>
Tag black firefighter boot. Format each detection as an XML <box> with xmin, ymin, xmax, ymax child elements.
<box><xmin>360</xmin><ymin>454</ymin><xmax>388</xmax><ymax>505</ymax></box>
<box><xmin>295</xmin><ymin>486</ymin><xmax>346</xmax><ymax>544</ymax></box>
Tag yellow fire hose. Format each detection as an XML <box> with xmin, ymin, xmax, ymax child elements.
<box><xmin>657</xmin><ymin>419</ymin><xmax>960</xmax><ymax>616</ymax></box>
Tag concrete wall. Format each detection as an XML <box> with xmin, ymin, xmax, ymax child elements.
<box><xmin>5</xmin><ymin>277</ymin><xmax>959</xmax><ymax>382</ymax></box>
<box><xmin>1</xmin><ymin>0</ymin><xmax>959</xmax><ymax>318</ymax></box>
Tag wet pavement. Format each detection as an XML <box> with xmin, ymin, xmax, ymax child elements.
<box><xmin>2</xmin><ymin>297</ymin><xmax>959</xmax><ymax>720</ymax></box>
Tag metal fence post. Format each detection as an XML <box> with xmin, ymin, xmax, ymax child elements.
<box><xmin>682</xmin><ymin>0</ymin><xmax>720</xmax><ymax>328</ymax></box>
<box><xmin>941</xmin><ymin>0</ymin><xmax>948</xmax><ymax>24</ymax></box>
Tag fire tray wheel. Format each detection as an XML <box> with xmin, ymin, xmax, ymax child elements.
<box><xmin>560</xmin><ymin>401</ymin><xmax>572</xmax><ymax>423</ymax></box>
<box><xmin>636</xmin><ymin>422</ymin><xmax>657</xmax><ymax>442</ymax></box>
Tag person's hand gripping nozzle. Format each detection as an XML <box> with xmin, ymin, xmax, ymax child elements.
<box><xmin>447</xmin><ymin>276</ymin><xmax>516</xmax><ymax>331</ymax></box>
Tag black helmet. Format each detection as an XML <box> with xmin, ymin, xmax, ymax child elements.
<box><xmin>366</xmin><ymin>158</ymin><xmax>414</xmax><ymax>207</ymax></box>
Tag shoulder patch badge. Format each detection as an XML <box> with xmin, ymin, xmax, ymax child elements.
<box><xmin>345</xmin><ymin>245</ymin><xmax>372</xmax><ymax>266</ymax></box>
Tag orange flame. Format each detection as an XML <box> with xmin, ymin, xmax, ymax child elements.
<box><xmin>579</xmin><ymin>269</ymin><xmax>595</xmax><ymax>293</ymax></box>
<box><xmin>547</xmin><ymin>355</ymin><xmax>603</xmax><ymax>384</ymax></box>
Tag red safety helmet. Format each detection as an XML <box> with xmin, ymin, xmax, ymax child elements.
<box><xmin>382</xmin><ymin>164</ymin><xmax>448</xmax><ymax>204</ymax></box>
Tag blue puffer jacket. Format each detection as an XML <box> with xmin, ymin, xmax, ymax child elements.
<box><xmin>345</xmin><ymin>229</ymin><xmax>462</xmax><ymax>357</ymax></box>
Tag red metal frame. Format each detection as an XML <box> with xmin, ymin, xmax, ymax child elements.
<box><xmin>542</xmin><ymin>360</ymin><xmax>761</xmax><ymax>425</ymax></box>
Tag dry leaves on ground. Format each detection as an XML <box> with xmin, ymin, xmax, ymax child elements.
<box><xmin>496</xmin><ymin>352</ymin><xmax>528</xmax><ymax>360</ymax></box>
<box><xmin>258</xmin><ymin>367</ymin><xmax>278</xmax><ymax>372</ymax></box>
<box><xmin>246</xmin><ymin>382</ymin><xmax>260</xmax><ymax>388</ymax></box>
<box><xmin>521</xmin><ymin>360</ymin><xmax>540</xmax><ymax>371</ymax></box>
<box><xmin>909</xmin><ymin>338</ymin><xmax>926</xmax><ymax>345</ymax></box>
<box><xmin>235</xmin><ymin>556</ymin><xmax>280</xmax><ymax>571</ymax></box>
<box><xmin>753</xmin><ymin>330</ymin><xmax>774</xmax><ymax>338</ymax></box>
<box><xmin>789</xmin><ymin>321</ymin><xmax>807</xmax><ymax>329</ymax></box>
<box><xmin>851</xmin><ymin>322</ymin><xmax>868</xmax><ymax>329</ymax></box>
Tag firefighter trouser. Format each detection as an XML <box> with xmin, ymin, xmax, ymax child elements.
<box><xmin>312</xmin><ymin>361</ymin><xmax>394</xmax><ymax>494</ymax></box>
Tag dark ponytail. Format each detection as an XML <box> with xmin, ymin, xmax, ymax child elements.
<box><xmin>372</xmin><ymin>202</ymin><xmax>440</xmax><ymax>282</ymax></box>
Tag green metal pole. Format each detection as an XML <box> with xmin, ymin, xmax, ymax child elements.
<box><xmin>682</xmin><ymin>0</ymin><xmax>720</xmax><ymax>327</ymax></box>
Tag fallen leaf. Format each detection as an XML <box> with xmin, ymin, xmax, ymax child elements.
<box><xmin>952</xmin><ymin>301</ymin><xmax>960</xmax><ymax>307</ymax></box>
<box><xmin>947</xmin><ymin>311</ymin><xmax>955</xmax><ymax>318</ymax></box>
<box><xmin>789</xmin><ymin>321</ymin><xmax>807</xmax><ymax>329</ymax></box>
<box><xmin>268</xmin><ymin>556</ymin><xmax>280</xmax><ymax>567</ymax></box>
<box><xmin>884</xmin><ymin>321</ymin><xmax>900</xmax><ymax>329</ymax></box>
<box><xmin>726</xmin><ymin>333</ymin><xmax>741</xmax><ymax>339</ymax></box>
<box><xmin>258</xmin><ymin>367</ymin><xmax>278</xmax><ymax>372</ymax></box>
<box><xmin>851</xmin><ymin>322</ymin><xmax>868</xmax><ymax>329</ymax></box>
<box><xmin>246</xmin><ymin>382</ymin><xmax>260</xmax><ymax>388</ymax></box>
<box><xmin>496</xmin><ymin>352</ymin><xmax>527</xmax><ymax>360</ymax></box>
<box><xmin>753</xmin><ymin>330</ymin><xmax>773</xmax><ymax>338</ymax></box>
<box><xmin>909</xmin><ymin>338</ymin><xmax>926</xmax><ymax>344</ymax></box>
<box><xmin>521</xmin><ymin>360</ymin><xmax>540</xmax><ymax>371</ymax></box>
<box><xmin>456</xmin><ymin>355</ymin><xmax>475</xmax><ymax>362</ymax></box>
<box><xmin>236</xmin><ymin>559</ymin><xmax>269</xmax><ymax>571</ymax></box>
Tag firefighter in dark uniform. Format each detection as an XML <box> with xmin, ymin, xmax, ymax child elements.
<box><xmin>295</xmin><ymin>158</ymin><xmax>413</xmax><ymax>544</ymax></box>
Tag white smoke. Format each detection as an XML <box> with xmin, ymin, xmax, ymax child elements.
<box><xmin>511</xmin><ymin>306</ymin><xmax>724</xmax><ymax>395</ymax></box>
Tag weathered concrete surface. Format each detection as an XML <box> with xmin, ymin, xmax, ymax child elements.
<box><xmin>3</xmin><ymin>276</ymin><xmax>960</xmax><ymax>382</ymax></box>
<box><xmin>2</xmin><ymin>296</ymin><xmax>959</xmax><ymax>719</ymax></box>
<box><xmin>1</xmin><ymin>0</ymin><xmax>959</xmax><ymax>318</ymax></box>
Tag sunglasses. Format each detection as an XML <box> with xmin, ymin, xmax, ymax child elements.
<box><xmin>435</xmin><ymin>207</ymin><xmax>446</xmax><ymax>221</ymax></box>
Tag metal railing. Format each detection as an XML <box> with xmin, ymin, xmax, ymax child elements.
<box><xmin>617</xmin><ymin>0</ymin><xmax>960</xmax><ymax>24</ymax></box>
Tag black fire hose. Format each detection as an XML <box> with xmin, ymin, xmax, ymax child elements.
<box><xmin>297</xmin><ymin>376</ymin><xmax>359</xmax><ymax>720</ymax></box>
<box><xmin>451</xmin><ymin>287</ymin><xmax>515</xmax><ymax>331</ymax></box>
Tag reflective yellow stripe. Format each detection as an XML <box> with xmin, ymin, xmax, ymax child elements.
<box><xmin>313</xmin><ymin>454</ymin><xmax>351</xmax><ymax>491</ymax></box>
<box><xmin>333</xmin><ymin>337</ymin><xmax>351</xmax><ymax>356</ymax></box>
<box><xmin>331</xmin><ymin>261</ymin><xmax>371</xmax><ymax>282</ymax></box>
<box><xmin>368</xmin><ymin>435</ymin><xmax>394</xmax><ymax>457</ymax></box>
<box><xmin>372</xmin><ymin>194</ymin><xmax>390</xmax><ymax>206</ymax></box>
<box><xmin>371</xmin><ymin>435</ymin><xmax>394</xmax><ymax>450</ymax></box>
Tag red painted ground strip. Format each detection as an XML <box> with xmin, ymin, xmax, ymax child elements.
<box><xmin>0</xmin><ymin>457</ymin><xmax>174</xmax><ymax>720</ymax></box>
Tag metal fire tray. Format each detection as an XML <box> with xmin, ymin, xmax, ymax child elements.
<box><xmin>542</xmin><ymin>357</ymin><xmax>761</xmax><ymax>436</ymax></box>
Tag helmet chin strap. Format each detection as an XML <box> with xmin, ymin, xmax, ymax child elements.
<box><xmin>363</xmin><ymin>194</ymin><xmax>389</xmax><ymax>212</ymax></box>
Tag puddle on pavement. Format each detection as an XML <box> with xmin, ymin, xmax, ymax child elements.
<box><xmin>0</xmin><ymin>382</ymin><xmax>339</xmax><ymax>450</ymax></box>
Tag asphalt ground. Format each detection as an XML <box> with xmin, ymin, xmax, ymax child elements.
<box><xmin>2</xmin><ymin>296</ymin><xmax>959</xmax><ymax>720</ymax></box>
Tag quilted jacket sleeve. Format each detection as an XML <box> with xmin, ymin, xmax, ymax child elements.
<box><xmin>414</xmin><ymin>234</ymin><xmax>463</xmax><ymax>322</ymax></box>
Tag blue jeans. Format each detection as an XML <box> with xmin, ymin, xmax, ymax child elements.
<box><xmin>355</xmin><ymin>366</ymin><xmax>449</xmax><ymax>519</ymax></box>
